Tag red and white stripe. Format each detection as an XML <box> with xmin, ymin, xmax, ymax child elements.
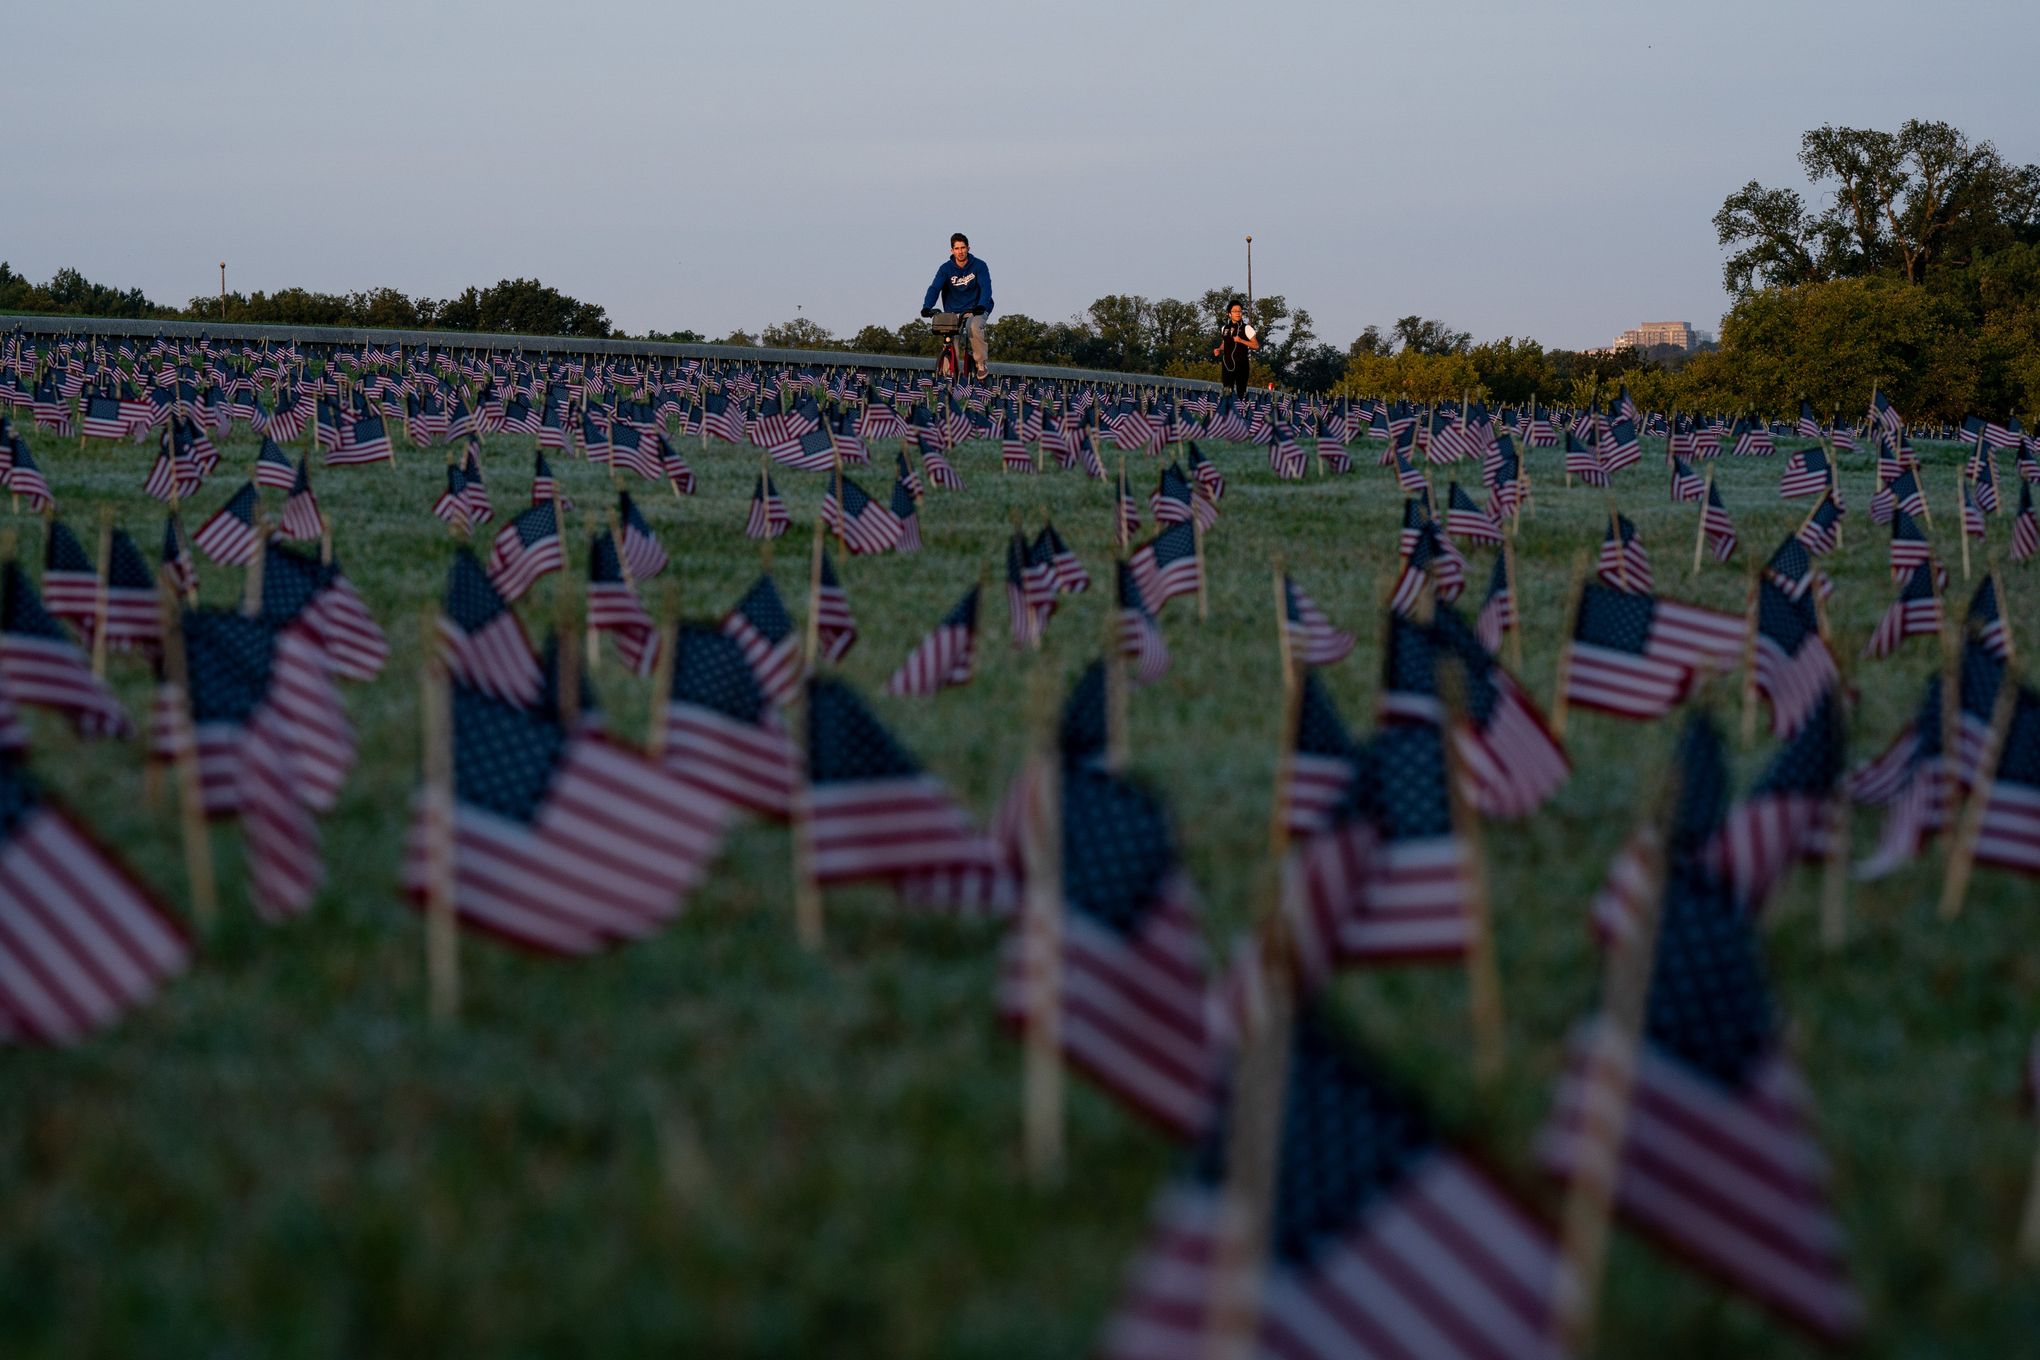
<box><xmin>658</xmin><ymin>703</ymin><xmax>797</xmax><ymax>821</ymax></box>
<box><xmin>884</xmin><ymin>621</ymin><xmax>975</xmax><ymax>697</ymax></box>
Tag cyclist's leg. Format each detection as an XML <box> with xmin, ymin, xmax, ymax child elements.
<box><xmin>967</xmin><ymin>314</ymin><xmax>988</xmax><ymax>378</ymax></box>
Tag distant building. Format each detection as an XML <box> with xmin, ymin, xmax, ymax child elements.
<box><xmin>1609</xmin><ymin>320</ymin><xmax>1696</xmax><ymax>352</ymax></box>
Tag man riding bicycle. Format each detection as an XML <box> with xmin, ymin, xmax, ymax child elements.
<box><xmin>920</xmin><ymin>232</ymin><xmax>993</xmax><ymax>380</ymax></box>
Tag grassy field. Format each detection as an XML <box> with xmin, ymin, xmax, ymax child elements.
<box><xmin>2</xmin><ymin>416</ymin><xmax>2037</xmax><ymax>1358</ymax></box>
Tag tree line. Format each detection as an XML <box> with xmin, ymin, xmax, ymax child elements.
<box><xmin>5</xmin><ymin>119</ymin><xmax>2034</xmax><ymax>421</ymax></box>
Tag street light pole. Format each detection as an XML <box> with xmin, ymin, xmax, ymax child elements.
<box><xmin>219</xmin><ymin>262</ymin><xmax>226</xmax><ymax>321</ymax></box>
<box><xmin>1245</xmin><ymin>235</ymin><xmax>1253</xmax><ymax>307</ymax></box>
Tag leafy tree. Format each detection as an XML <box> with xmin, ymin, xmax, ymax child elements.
<box><xmin>760</xmin><ymin>317</ymin><xmax>836</xmax><ymax>350</ymax></box>
<box><xmin>1348</xmin><ymin>326</ymin><xmax>1390</xmax><ymax>357</ymax></box>
<box><xmin>1391</xmin><ymin>315</ymin><xmax>1471</xmax><ymax>355</ymax></box>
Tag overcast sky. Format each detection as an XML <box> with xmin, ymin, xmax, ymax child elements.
<box><xmin>4</xmin><ymin>1</ymin><xmax>2035</xmax><ymax>351</ymax></box>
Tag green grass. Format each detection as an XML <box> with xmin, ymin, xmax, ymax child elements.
<box><xmin>3</xmin><ymin>421</ymin><xmax>2038</xmax><ymax>1358</ymax></box>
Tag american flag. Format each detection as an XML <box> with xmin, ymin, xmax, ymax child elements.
<box><xmin>329</xmin><ymin>411</ymin><xmax>393</xmax><ymax>466</ymax></box>
<box><xmin>608</xmin><ymin>423</ymin><xmax>659</xmax><ymax>482</ymax></box>
<box><xmin>401</xmin><ymin>682</ymin><xmax>731</xmax><ymax>956</ymax></box>
<box><xmin>1115</xmin><ymin>560</ymin><xmax>1170</xmax><ymax>688</ymax></box>
<box><xmin>1709</xmin><ymin>691</ymin><xmax>1845</xmax><ymax>907</ymax></box>
<box><xmin>1970</xmin><ymin>682</ymin><xmax>2040</xmax><ymax>879</ymax></box>
<box><xmin>579</xmin><ymin>412</ymin><xmax>613</xmax><ymax>463</ymax></box>
<box><xmin>721</xmin><ymin>574</ymin><xmax>803</xmax><ymax>707</ymax></box>
<box><xmin>745</xmin><ymin>468</ymin><xmax>790</xmax><ymax>540</ymax></box>
<box><xmin>889</xmin><ymin>475</ymin><xmax>922</xmax><ymax>554</ymax></box>
<box><xmin>1432</xmin><ymin>606</ymin><xmax>1571</xmax><ymax>821</ymax></box>
<box><xmin>1565</xmin><ymin>583</ymin><xmax>1744</xmax><ymax>720</ymax></box>
<box><xmin>1564</xmin><ymin>428</ymin><xmax>1608</xmax><ymax>486</ymax></box>
<box><xmin>1291</xmin><ymin>719</ymin><xmax>1473</xmax><ymax>966</ymax></box>
<box><xmin>1778</xmin><ymin>443</ymin><xmax>1832</xmax><ymax>498</ymax></box>
<box><xmin>433</xmin><ymin>461</ymin><xmax>475</xmax><ymax>530</ymax></box>
<box><xmin>1597</xmin><ymin>513</ymin><xmax>1653</xmax><ymax>593</ymax></box>
<box><xmin>815</xmin><ymin>550</ymin><xmax>858</xmax><ymax>663</ymax></box>
<box><xmin>1007</xmin><ymin>528</ymin><xmax>1056</xmax><ymax>648</ymax></box>
<box><xmin>2014</xmin><ymin>481</ymin><xmax>2038</xmax><ymax>562</ymax></box>
<box><xmin>1128</xmin><ymin>519</ymin><xmax>1203</xmax><ymax>618</ymax></box>
<box><xmin>438</xmin><ymin>547</ymin><xmax>543</xmax><ymax>707</ymax></box>
<box><xmin>658</xmin><ymin>621</ymin><xmax>797</xmax><ymax>821</ymax></box>
<box><xmin>1540</xmin><ymin>864</ymin><xmax>1862</xmax><ymax>1344</ymax></box>
<box><xmin>79</xmin><ymin>393</ymin><xmax>129</xmax><ymax>441</ymax></box>
<box><xmin>1975</xmin><ymin>453</ymin><xmax>2002</xmax><ymax>513</ymax></box>
<box><xmin>828</xmin><ymin>408</ymin><xmax>869</xmax><ymax>465</ymax></box>
<box><xmin>1266</xmin><ymin>421</ymin><xmax>1307</xmax><ymax>479</ymax></box>
<box><xmin>1188</xmin><ymin>441</ymin><xmax>1225</xmax><ymax>500</ymax></box>
<box><xmin>277</xmin><ymin>456</ymin><xmax>322</xmax><ymax>542</ymax></box>
<box><xmin>1864</xmin><ymin>561</ymin><xmax>1944</xmax><ymax>660</ymax></box>
<box><xmin>661</xmin><ymin>435</ymin><xmax>697</xmax><ymax>495</ymax></box>
<box><xmin>1392</xmin><ymin>444</ymin><xmax>1430</xmax><ymax>493</ymax></box>
<box><xmin>1753</xmin><ymin>580</ymin><xmax>1839</xmax><ymax>739</ymax></box>
<box><xmin>1282</xmin><ymin>572</ymin><xmax>1354</xmax><ymax>666</ymax></box>
<box><xmin>1101</xmin><ymin>1002</ymin><xmax>1566</xmax><ymax>1360</ymax></box>
<box><xmin>1669</xmin><ymin>455</ymin><xmax>1705</xmax><ymax>503</ymax></box>
<box><xmin>1282</xmin><ymin>671</ymin><xmax>1360</xmax><ymax>837</ymax></box>
<box><xmin>4</xmin><ymin>435</ymin><xmax>50</xmax><ymax>510</ymax></box>
<box><xmin>1852</xmin><ymin>679</ymin><xmax>1947</xmax><ymax>880</ymax></box>
<box><xmin>618</xmin><ymin>491</ymin><xmax>668</xmax><ymax>581</ymax></box>
<box><xmin>192</xmin><ymin>481</ymin><xmax>261</xmax><ymax>568</ymax></box>
<box><xmin>253</xmin><ymin>436</ymin><xmax>298</xmax><ymax>489</ymax></box>
<box><xmin>161</xmin><ymin>512</ymin><xmax>196</xmax><ymax>597</ymax></box>
<box><xmin>1388</xmin><ymin>521</ymin><xmax>1465</xmax><ymax>613</ymax></box>
<box><xmin>702</xmin><ymin>389</ymin><xmax>748</xmax><ymax>445</ymax></box>
<box><xmin>1699</xmin><ymin>478</ymin><xmax>1739</xmax><ymax>562</ymax></box>
<box><xmin>1763</xmin><ymin>535</ymin><xmax>1828</xmax><ymax>603</ymax></box>
<box><xmin>486</xmin><ymin>500</ymin><xmax>564</xmax><ymax>604</ymax></box>
<box><xmin>1796</xmin><ymin>494</ymin><xmax>1842</xmax><ymax>556</ymax></box>
<box><xmin>891</xmin><ymin>446</ymin><xmax>926</xmax><ymax>502</ymax></box>
<box><xmin>530</xmin><ymin>450</ymin><xmax>569</xmax><ymax>509</ymax></box>
<box><xmin>1962</xmin><ymin>476</ymin><xmax>1987</xmax><ymax>538</ymax></box>
<box><xmin>822</xmin><ymin>472</ymin><xmax>905</xmax><ymax>556</ymax></box>
<box><xmin>1116</xmin><ymin>461</ymin><xmax>1142</xmax><ymax>542</ymax></box>
<box><xmin>884</xmin><ymin>584</ymin><xmax>980</xmax><ymax>697</ymax></box>
<box><xmin>0</xmin><ymin>750</ymin><xmax>190</xmax><ymax>1046</ymax></box>
<box><xmin>587</xmin><ymin>529</ymin><xmax>658</xmax><ymax>676</ymax></box>
<box><xmin>1600</xmin><ymin>412</ymin><xmax>1642</xmax><ymax>472</ymax></box>
<box><xmin>996</xmin><ymin>760</ymin><xmax>1215</xmax><ymax>1137</ymax></box>
<box><xmin>96</xmin><ymin>528</ymin><xmax>163</xmax><ymax>653</ymax></box>
<box><xmin>855</xmin><ymin>398</ymin><xmax>906</xmax><ymax>444</ymax></box>
<box><xmin>169</xmin><ymin>611</ymin><xmax>354</xmax><ymax>918</ymax></box>
<box><xmin>1477</xmin><ymin>550</ymin><xmax>1517</xmax><ymax>655</ymax></box>
<box><xmin>1151</xmin><ymin>462</ymin><xmax>1207</xmax><ymax>528</ymax></box>
<box><xmin>458</xmin><ymin>442</ymin><xmax>493</xmax><ymax>525</ymax></box>
<box><xmin>40</xmin><ymin>519</ymin><xmax>99</xmax><ymax>633</ymax></box>
<box><xmin>803</xmin><ymin>676</ymin><xmax>1004</xmax><ymax>907</ymax></box>
<box><xmin>256</xmin><ymin>544</ymin><xmax>388</xmax><ymax>682</ymax></box>
<box><xmin>1967</xmin><ymin>573</ymin><xmax>2012</xmax><ymax>660</ymax></box>
<box><xmin>1868</xmin><ymin>388</ymin><xmax>1902</xmax><ymax>435</ymax></box>
<box><xmin>1038</xmin><ymin>520</ymin><xmax>1089</xmax><ymax>595</ymax></box>
<box><xmin>1445</xmin><ymin>480</ymin><xmax>1502</xmax><ymax>545</ymax></box>
<box><xmin>1889</xmin><ymin>508</ymin><xmax>1932</xmax><ymax>580</ymax></box>
<box><xmin>920</xmin><ymin>438</ymin><xmax>964</xmax><ymax>492</ymax></box>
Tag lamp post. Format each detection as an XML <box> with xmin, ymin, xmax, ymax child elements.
<box><xmin>1245</xmin><ymin>235</ymin><xmax>1253</xmax><ymax>306</ymax></box>
<box><xmin>219</xmin><ymin>262</ymin><xmax>226</xmax><ymax>321</ymax></box>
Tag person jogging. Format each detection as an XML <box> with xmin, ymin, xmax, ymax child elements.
<box><xmin>1213</xmin><ymin>297</ymin><xmax>1259</xmax><ymax>397</ymax></box>
<box><xmin>920</xmin><ymin>232</ymin><xmax>993</xmax><ymax>380</ymax></box>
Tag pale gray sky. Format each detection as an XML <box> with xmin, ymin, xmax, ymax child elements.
<box><xmin>4</xmin><ymin>1</ymin><xmax>2035</xmax><ymax>350</ymax></box>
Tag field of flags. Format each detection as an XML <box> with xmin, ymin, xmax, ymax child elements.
<box><xmin>2</xmin><ymin>323</ymin><xmax>2039</xmax><ymax>1356</ymax></box>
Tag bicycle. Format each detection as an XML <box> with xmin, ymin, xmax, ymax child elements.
<box><xmin>927</xmin><ymin>310</ymin><xmax>968</xmax><ymax>380</ymax></box>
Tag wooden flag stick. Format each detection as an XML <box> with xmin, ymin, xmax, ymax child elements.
<box><xmin>318</xmin><ymin>512</ymin><xmax>334</xmax><ymax>567</ymax></box>
<box><xmin>646</xmin><ymin>584</ymin><xmax>679</xmax><ymax>762</ymax></box>
<box><xmin>1550</xmin><ymin>553</ymin><xmax>1588</xmax><ymax>741</ymax></box>
<box><xmin>804</xmin><ymin>516</ymin><xmax>826</xmax><ymax>670</ymax></box>
<box><xmin>552</xmin><ymin>503</ymin><xmax>580</xmax><ymax>729</ymax></box>
<box><xmin>1820</xmin><ymin>787</ymin><xmax>1851</xmax><ymax>949</ymax></box>
<box><xmin>1938</xmin><ymin>657</ymin><xmax>2022</xmax><ymax>920</ymax></box>
<box><xmin>1960</xmin><ymin>472</ymin><xmax>1973</xmax><ymax>581</ymax></box>
<box><xmin>1994</xmin><ymin>562</ymin><xmax>2016</xmax><ymax>661</ymax></box>
<box><xmin>1549</xmin><ymin>794</ymin><xmax>1672</xmax><ymax>1355</ymax></box>
<box><xmin>90</xmin><ymin>505</ymin><xmax>113</xmax><ymax>679</ymax></box>
<box><xmin>1439</xmin><ymin>656</ymin><xmax>1505</xmax><ymax>1087</ymax></box>
<box><xmin>1021</xmin><ymin>671</ymin><xmax>1065</xmax><ymax>1189</ymax></box>
<box><xmin>792</xmin><ymin>520</ymin><xmax>826</xmax><ymax>955</ymax></box>
<box><xmin>1194</xmin><ymin>512</ymin><xmax>1209</xmax><ymax>624</ymax></box>
<box><xmin>241</xmin><ymin>513</ymin><xmax>267</xmax><ymax>617</ymax></box>
<box><xmin>420</xmin><ymin>610</ymin><xmax>459</xmax><ymax>1026</ymax></box>
<box><xmin>1118</xmin><ymin>456</ymin><xmax>1129</xmax><ymax>551</ymax></box>
<box><xmin>1205</xmin><ymin>666</ymin><xmax>1305</xmax><ymax>1360</ymax></box>
<box><xmin>159</xmin><ymin>574</ymin><xmax>217</xmax><ymax>931</ymax></box>
<box><xmin>1692</xmin><ymin>464</ymin><xmax>1714</xmax><ymax>578</ymax></box>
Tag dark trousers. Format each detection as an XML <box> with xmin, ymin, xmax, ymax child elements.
<box><xmin>1222</xmin><ymin>368</ymin><xmax>1248</xmax><ymax>398</ymax></box>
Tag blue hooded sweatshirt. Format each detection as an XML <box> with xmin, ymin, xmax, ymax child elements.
<box><xmin>923</xmin><ymin>254</ymin><xmax>993</xmax><ymax>315</ymax></box>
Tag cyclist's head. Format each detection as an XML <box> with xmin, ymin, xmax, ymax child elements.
<box><xmin>950</xmin><ymin>233</ymin><xmax>970</xmax><ymax>262</ymax></box>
